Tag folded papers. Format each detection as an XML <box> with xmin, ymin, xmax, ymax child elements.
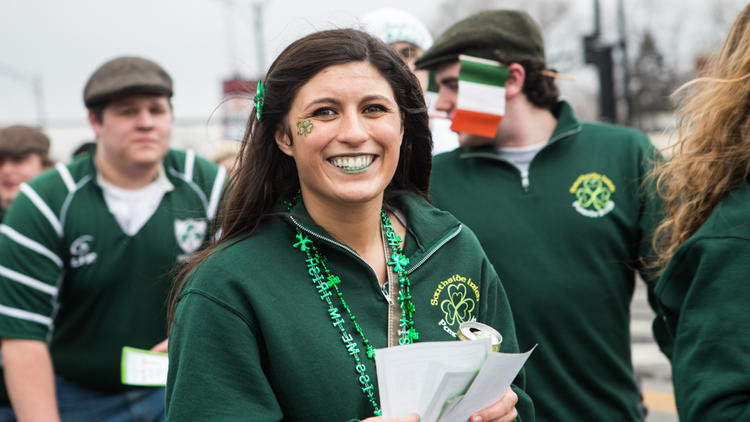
<box><xmin>375</xmin><ymin>337</ymin><xmax>535</xmax><ymax>421</ymax></box>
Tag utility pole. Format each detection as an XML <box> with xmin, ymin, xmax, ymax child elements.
<box><xmin>251</xmin><ymin>0</ymin><xmax>266</xmax><ymax>76</ymax></box>
<box><xmin>583</xmin><ymin>0</ymin><xmax>616</xmax><ymax>123</ymax></box>
<box><xmin>617</xmin><ymin>0</ymin><xmax>633</xmax><ymax>126</ymax></box>
<box><xmin>0</xmin><ymin>63</ymin><xmax>46</xmax><ymax>128</ymax></box>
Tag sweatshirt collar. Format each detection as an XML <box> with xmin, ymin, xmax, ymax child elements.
<box><xmin>284</xmin><ymin>192</ymin><xmax>461</xmax><ymax>259</ymax></box>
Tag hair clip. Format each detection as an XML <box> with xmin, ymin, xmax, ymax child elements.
<box><xmin>254</xmin><ymin>79</ymin><xmax>264</xmax><ymax>121</ymax></box>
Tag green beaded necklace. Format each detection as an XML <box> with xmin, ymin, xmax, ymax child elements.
<box><xmin>286</xmin><ymin>194</ymin><xmax>419</xmax><ymax>416</ymax></box>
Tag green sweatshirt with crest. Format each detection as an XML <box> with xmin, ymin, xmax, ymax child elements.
<box><xmin>655</xmin><ymin>180</ymin><xmax>750</xmax><ymax>421</ymax></box>
<box><xmin>166</xmin><ymin>192</ymin><xmax>534</xmax><ymax>421</ymax></box>
<box><xmin>430</xmin><ymin>101</ymin><xmax>662</xmax><ymax>421</ymax></box>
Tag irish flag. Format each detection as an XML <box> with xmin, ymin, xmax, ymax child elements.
<box><xmin>451</xmin><ymin>55</ymin><xmax>508</xmax><ymax>138</ymax></box>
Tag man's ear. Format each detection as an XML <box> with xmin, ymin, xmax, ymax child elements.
<box><xmin>88</xmin><ymin>110</ymin><xmax>102</xmax><ymax>136</ymax></box>
<box><xmin>505</xmin><ymin>63</ymin><xmax>526</xmax><ymax>99</ymax></box>
<box><xmin>274</xmin><ymin>124</ymin><xmax>294</xmax><ymax>157</ymax></box>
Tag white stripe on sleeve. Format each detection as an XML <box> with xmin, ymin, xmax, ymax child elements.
<box><xmin>56</xmin><ymin>163</ymin><xmax>76</xmax><ymax>192</ymax></box>
<box><xmin>19</xmin><ymin>184</ymin><xmax>63</xmax><ymax>237</ymax></box>
<box><xmin>0</xmin><ymin>304</ymin><xmax>52</xmax><ymax>326</ymax></box>
<box><xmin>184</xmin><ymin>150</ymin><xmax>195</xmax><ymax>182</ymax></box>
<box><xmin>207</xmin><ymin>166</ymin><xmax>227</xmax><ymax>220</ymax></box>
<box><xmin>0</xmin><ymin>265</ymin><xmax>59</xmax><ymax>296</ymax></box>
<box><xmin>0</xmin><ymin>225</ymin><xmax>63</xmax><ymax>268</ymax></box>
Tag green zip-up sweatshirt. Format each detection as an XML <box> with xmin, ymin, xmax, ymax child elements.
<box><xmin>430</xmin><ymin>101</ymin><xmax>662</xmax><ymax>421</ymax></box>
<box><xmin>655</xmin><ymin>180</ymin><xmax>750</xmax><ymax>421</ymax></box>
<box><xmin>166</xmin><ymin>193</ymin><xmax>534</xmax><ymax>421</ymax></box>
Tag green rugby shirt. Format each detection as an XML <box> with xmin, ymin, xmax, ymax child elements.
<box><xmin>0</xmin><ymin>149</ymin><xmax>226</xmax><ymax>397</ymax></box>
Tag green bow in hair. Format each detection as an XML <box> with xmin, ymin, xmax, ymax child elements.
<box><xmin>254</xmin><ymin>79</ymin><xmax>264</xmax><ymax>121</ymax></box>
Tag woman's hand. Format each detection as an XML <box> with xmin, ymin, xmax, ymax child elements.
<box><xmin>469</xmin><ymin>387</ymin><xmax>518</xmax><ymax>422</ymax></box>
<box><xmin>150</xmin><ymin>338</ymin><xmax>169</xmax><ymax>353</ymax></box>
<box><xmin>361</xmin><ymin>413</ymin><xmax>419</xmax><ymax>421</ymax></box>
<box><xmin>361</xmin><ymin>387</ymin><xmax>517</xmax><ymax>422</ymax></box>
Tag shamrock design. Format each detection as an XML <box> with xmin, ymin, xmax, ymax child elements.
<box><xmin>575</xmin><ymin>176</ymin><xmax>612</xmax><ymax>211</ymax></box>
<box><xmin>327</xmin><ymin>275</ymin><xmax>341</xmax><ymax>288</ymax></box>
<box><xmin>388</xmin><ymin>253</ymin><xmax>409</xmax><ymax>273</ymax></box>
<box><xmin>296</xmin><ymin>120</ymin><xmax>313</xmax><ymax>136</ymax></box>
<box><xmin>440</xmin><ymin>283</ymin><xmax>476</xmax><ymax>326</ymax></box>
<box><xmin>292</xmin><ymin>233</ymin><xmax>312</xmax><ymax>251</ymax></box>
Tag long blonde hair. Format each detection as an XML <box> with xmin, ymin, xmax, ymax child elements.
<box><xmin>651</xmin><ymin>4</ymin><xmax>750</xmax><ymax>272</ymax></box>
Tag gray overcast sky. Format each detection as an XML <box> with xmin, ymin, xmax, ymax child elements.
<box><xmin>0</xmin><ymin>0</ymin><xmax>439</xmax><ymax>127</ymax></box>
<box><xmin>2</xmin><ymin>0</ymin><xmax>746</xmax><ymax>131</ymax></box>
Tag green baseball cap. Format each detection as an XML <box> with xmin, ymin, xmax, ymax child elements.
<box><xmin>83</xmin><ymin>56</ymin><xmax>173</xmax><ymax>107</ymax></box>
<box><xmin>415</xmin><ymin>9</ymin><xmax>545</xmax><ymax>70</ymax></box>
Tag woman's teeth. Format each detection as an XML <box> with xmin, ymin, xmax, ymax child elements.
<box><xmin>331</xmin><ymin>155</ymin><xmax>374</xmax><ymax>173</ymax></box>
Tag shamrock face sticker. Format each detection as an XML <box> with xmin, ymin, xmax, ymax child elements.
<box><xmin>296</xmin><ymin>119</ymin><xmax>313</xmax><ymax>136</ymax></box>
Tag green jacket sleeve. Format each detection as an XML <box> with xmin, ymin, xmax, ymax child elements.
<box><xmin>480</xmin><ymin>255</ymin><xmax>535</xmax><ymax>422</ymax></box>
<box><xmin>636</xmin><ymin>138</ymin><xmax>673</xmax><ymax>358</ymax></box>
<box><xmin>0</xmin><ymin>185</ymin><xmax>64</xmax><ymax>341</ymax></box>
<box><xmin>167</xmin><ymin>282</ymin><xmax>283</xmax><ymax>421</ymax></box>
<box><xmin>656</xmin><ymin>237</ymin><xmax>750</xmax><ymax>421</ymax></box>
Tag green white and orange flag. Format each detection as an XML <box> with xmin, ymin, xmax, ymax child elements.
<box><xmin>451</xmin><ymin>55</ymin><xmax>509</xmax><ymax>138</ymax></box>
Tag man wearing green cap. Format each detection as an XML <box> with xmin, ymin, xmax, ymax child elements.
<box><xmin>416</xmin><ymin>10</ymin><xmax>662</xmax><ymax>421</ymax></box>
<box><xmin>0</xmin><ymin>56</ymin><xmax>226</xmax><ymax>421</ymax></box>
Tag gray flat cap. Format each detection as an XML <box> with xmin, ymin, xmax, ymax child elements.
<box><xmin>415</xmin><ymin>10</ymin><xmax>545</xmax><ymax>70</ymax></box>
<box><xmin>83</xmin><ymin>56</ymin><xmax>173</xmax><ymax>107</ymax></box>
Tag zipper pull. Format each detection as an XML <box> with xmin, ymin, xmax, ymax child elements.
<box><xmin>521</xmin><ymin>172</ymin><xmax>530</xmax><ymax>192</ymax></box>
<box><xmin>381</xmin><ymin>282</ymin><xmax>394</xmax><ymax>305</ymax></box>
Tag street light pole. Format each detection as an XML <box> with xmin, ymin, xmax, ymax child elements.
<box><xmin>617</xmin><ymin>0</ymin><xmax>633</xmax><ymax>126</ymax></box>
<box><xmin>32</xmin><ymin>74</ymin><xmax>46</xmax><ymax>129</ymax></box>
<box><xmin>583</xmin><ymin>0</ymin><xmax>617</xmax><ymax>123</ymax></box>
<box><xmin>0</xmin><ymin>63</ymin><xmax>46</xmax><ymax>128</ymax></box>
<box><xmin>251</xmin><ymin>1</ymin><xmax>266</xmax><ymax>76</ymax></box>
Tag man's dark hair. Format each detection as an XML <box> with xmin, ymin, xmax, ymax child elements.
<box><xmin>495</xmin><ymin>53</ymin><xmax>559</xmax><ymax>111</ymax></box>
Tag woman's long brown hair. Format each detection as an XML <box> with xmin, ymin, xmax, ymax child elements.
<box><xmin>651</xmin><ymin>4</ymin><xmax>750</xmax><ymax>272</ymax></box>
<box><xmin>167</xmin><ymin>28</ymin><xmax>432</xmax><ymax>328</ymax></box>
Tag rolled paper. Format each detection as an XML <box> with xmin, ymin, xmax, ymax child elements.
<box><xmin>457</xmin><ymin>321</ymin><xmax>503</xmax><ymax>352</ymax></box>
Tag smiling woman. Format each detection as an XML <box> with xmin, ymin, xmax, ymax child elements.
<box><xmin>276</xmin><ymin>61</ymin><xmax>404</xmax><ymax>213</ymax></box>
<box><xmin>166</xmin><ymin>28</ymin><xmax>533</xmax><ymax>422</ymax></box>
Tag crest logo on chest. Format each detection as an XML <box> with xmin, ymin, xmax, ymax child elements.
<box><xmin>430</xmin><ymin>274</ymin><xmax>479</xmax><ymax>338</ymax></box>
<box><xmin>174</xmin><ymin>218</ymin><xmax>207</xmax><ymax>254</ymax></box>
<box><xmin>570</xmin><ymin>172</ymin><xmax>616</xmax><ymax>218</ymax></box>
<box><xmin>70</xmin><ymin>235</ymin><xmax>98</xmax><ymax>268</ymax></box>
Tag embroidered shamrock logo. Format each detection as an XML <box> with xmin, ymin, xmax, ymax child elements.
<box><xmin>440</xmin><ymin>284</ymin><xmax>476</xmax><ymax>326</ymax></box>
<box><xmin>576</xmin><ymin>177</ymin><xmax>612</xmax><ymax>210</ymax></box>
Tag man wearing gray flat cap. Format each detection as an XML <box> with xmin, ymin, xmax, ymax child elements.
<box><xmin>417</xmin><ymin>10</ymin><xmax>664</xmax><ymax>421</ymax></box>
<box><xmin>0</xmin><ymin>56</ymin><xmax>226</xmax><ymax>421</ymax></box>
